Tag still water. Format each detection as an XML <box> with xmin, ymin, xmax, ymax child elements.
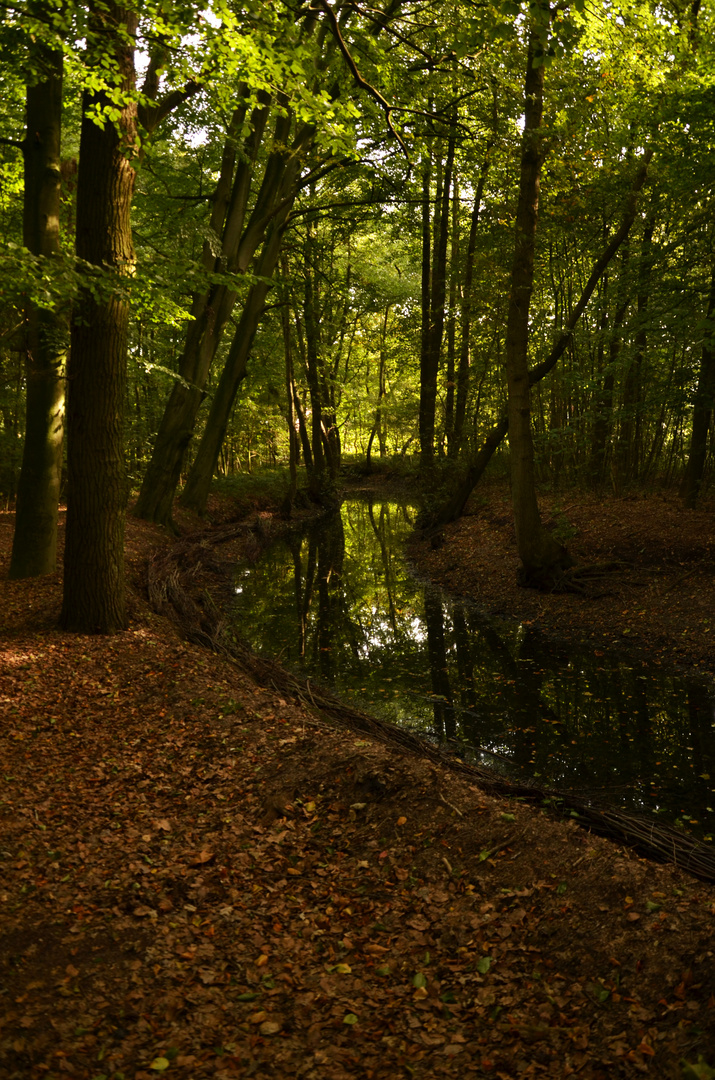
<box><xmin>231</xmin><ymin>497</ymin><xmax>715</xmax><ymax>835</ymax></box>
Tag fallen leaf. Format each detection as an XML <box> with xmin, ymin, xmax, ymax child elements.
<box><xmin>189</xmin><ymin>850</ymin><xmax>215</xmax><ymax>866</ymax></box>
<box><xmin>259</xmin><ymin>1020</ymin><xmax>282</xmax><ymax>1035</ymax></box>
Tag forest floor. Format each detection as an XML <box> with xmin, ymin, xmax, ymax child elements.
<box><xmin>407</xmin><ymin>481</ymin><xmax>715</xmax><ymax>675</ymax></box>
<box><xmin>1</xmin><ymin>481</ymin><xmax>715</xmax><ymax>1080</ymax></box>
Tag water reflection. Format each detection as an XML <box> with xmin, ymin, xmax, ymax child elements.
<box><xmin>231</xmin><ymin>497</ymin><xmax>715</xmax><ymax>834</ymax></box>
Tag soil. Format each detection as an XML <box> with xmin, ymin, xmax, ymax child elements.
<box><xmin>1</xmin><ymin>485</ymin><xmax>714</xmax><ymax>1080</ymax></box>
<box><xmin>407</xmin><ymin>483</ymin><xmax>715</xmax><ymax>675</ymax></box>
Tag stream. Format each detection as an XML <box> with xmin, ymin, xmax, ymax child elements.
<box><xmin>230</xmin><ymin>496</ymin><xmax>715</xmax><ymax>837</ymax></box>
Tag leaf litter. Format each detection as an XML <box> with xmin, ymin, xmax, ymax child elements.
<box><xmin>0</xmin><ymin>495</ymin><xmax>714</xmax><ymax>1079</ymax></box>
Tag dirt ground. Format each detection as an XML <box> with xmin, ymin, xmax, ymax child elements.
<box><xmin>1</xmin><ymin>486</ymin><xmax>715</xmax><ymax>1080</ymax></box>
<box><xmin>408</xmin><ymin>483</ymin><xmax>715</xmax><ymax>675</ymax></box>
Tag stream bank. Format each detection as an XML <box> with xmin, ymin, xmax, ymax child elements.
<box><xmin>2</xmin><ymin>489</ymin><xmax>715</xmax><ymax>1078</ymax></box>
<box><xmin>406</xmin><ymin>480</ymin><xmax>715</xmax><ymax>674</ymax></box>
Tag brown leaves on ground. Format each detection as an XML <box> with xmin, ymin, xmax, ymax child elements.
<box><xmin>1</xmin><ymin>497</ymin><xmax>714</xmax><ymax>1080</ymax></box>
<box><xmin>409</xmin><ymin>485</ymin><xmax>715</xmax><ymax>673</ymax></box>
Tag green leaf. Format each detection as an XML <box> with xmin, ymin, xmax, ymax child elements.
<box><xmin>149</xmin><ymin>1059</ymin><xmax>170</xmax><ymax>1073</ymax></box>
<box><xmin>237</xmin><ymin>992</ymin><xmax>259</xmax><ymax>1001</ymax></box>
<box><xmin>343</xmin><ymin>1013</ymin><xmax>359</xmax><ymax>1025</ymax></box>
<box><xmin>500</xmin><ymin>813</ymin><xmax>516</xmax><ymax>822</ymax></box>
<box><xmin>413</xmin><ymin>972</ymin><xmax>427</xmax><ymax>988</ymax></box>
<box><xmin>646</xmin><ymin>900</ymin><xmax>661</xmax><ymax>913</ymax></box>
<box><xmin>376</xmin><ymin>965</ymin><xmax>390</xmax><ymax>976</ymax></box>
<box><xmin>476</xmin><ymin>956</ymin><xmax>492</xmax><ymax>975</ymax></box>
<box><xmin>682</xmin><ymin>1057</ymin><xmax>715</xmax><ymax>1079</ymax></box>
<box><xmin>557</xmin><ymin>883</ymin><xmax>568</xmax><ymax>895</ymax></box>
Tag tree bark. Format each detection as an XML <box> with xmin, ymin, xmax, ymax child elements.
<box><xmin>179</xmin><ymin>201</ymin><xmax>293</xmax><ymax>514</ymax></box>
<box><xmin>505</xmin><ymin>18</ymin><xmax>571</xmax><ymax>587</ymax></box>
<box><xmin>420</xmin><ymin>129</ymin><xmax>455</xmax><ymax>463</ymax></box>
<box><xmin>444</xmin><ymin>176</ymin><xmax>460</xmax><ymax>452</ymax></box>
<box><xmin>133</xmin><ymin>100</ymin><xmax>285</xmax><ymax>527</ymax></box>
<box><xmin>425</xmin><ymin>149</ymin><xmax>652</xmax><ymax>531</ymax></box>
<box><xmin>366</xmin><ymin>303</ymin><xmax>390</xmax><ymax>470</ymax></box>
<box><xmin>10</xmin><ymin>44</ymin><xmax>66</xmax><ymax>579</ymax></box>
<box><xmin>60</xmin><ymin>2</ymin><xmax>137</xmax><ymax>632</ymax></box>
<box><xmin>682</xmin><ymin>264</ymin><xmax>715</xmax><ymax>508</ymax></box>
<box><xmin>617</xmin><ymin>213</ymin><xmax>655</xmax><ymax>483</ymax></box>
<box><xmin>279</xmin><ymin>282</ymin><xmax>299</xmax><ymax>514</ymax></box>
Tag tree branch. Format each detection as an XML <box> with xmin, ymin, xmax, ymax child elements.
<box><xmin>312</xmin><ymin>0</ymin><xmax>410</xmax><ymax>164</ymax></box>
<box><xmin>138</xmin><ymin>80</ymin><xmax>203</xmax><ymax>135</ymax></box>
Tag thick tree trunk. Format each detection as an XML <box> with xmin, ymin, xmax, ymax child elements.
<box><xmin>682</xmin><ymin>265</ymin><xmax>715</xmax><ymax>508</ymax></box>
<box><xmin>10</xmin><ymin>48</ymin><xmax>66</xmax><ymax>579</ymax></box>
<box><xmin>60</xmin><ymin>3</ymin><xmax>137</xmax><ymax>632</ymax></box>
<box><xmin>505</xmin><ymin>19</ymin><xmax>571</xmax><ymax>587</ymax></box>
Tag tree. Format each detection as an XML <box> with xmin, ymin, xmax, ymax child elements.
<box><xmin>681</xmin><ymin>263</ymin><xmax>715</xmax><ymax>508</ymax></box>
<box><xmin>503</xmin><ymin>3</ymin><xmax>574</xmax><ymax>586</ymax></box>
<box><xmin>60</xmin><ymin>1</ymin><xmax>139</xmax><ymax>632</ymax></box>
<box><xmin>10</xmin><ymin>30</ymin><xmax>65</xmax><ymax>579</ymax></box>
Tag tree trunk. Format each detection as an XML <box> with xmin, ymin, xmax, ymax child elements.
<box><xmin>419</xmin><ymin>130</ymin><xmax>455</xmax><ymax>463</ymax></box>
<box><xmin>301</xmin><ymin>218</ymin><xmax>330</xmax><ymax>499</ymax></box>
<box><xmin>179</xmin><ymin>204</ymin><xmax>292</xmax><ymax>514</ymax></box>
<box><xmin>618</xmin><ymin>213</ymin><xmax>655</xmax><ymax>483</ymax></box>
<box><xmin>505</xmin><ymin>16</ymin><xmax>571</xmax><ymax>587</ymax></box>
<box><xmin>10</xmin><ymin>45</ymin><xmax>66</xmax><ymax>579</ymax></box>
<box><xmin>279</xmin><ymin>285</ymin><xmax>299</xmax><ymax>514</ymax></box>
<box><xmin>424</xmin><ymin>145</ymin><xmax>652</xmax><ymax>531</ymax></box>
<box><xmin>444</xmin><ymin>176</ymin><xmax>460</xmax><ymax>452</ymax></box>
<box><xmin>682</xmin><ymin>264</ymin><xmax>715</xmax><ymax>508</ymax></box>
<box><xmin>589</xmin><ymin>280</ymin><xmax>612</xmax><ymax>485</ymax></box>
<box><xmin>366</xmin><ymin>303</ymin><xmax>390</xmax><ymax>471</ymax></box>
<box><xmin>134</xmin><ymin>104</ymin><xmax>302</xmax><ymax>526</ymax></box>
<box><xmin>418</xmin><ymin>151</ymin><xmax>431</xmax><ymax>460</ymax></box>
<box><xmin>451</xmin><ymin>88</ymin><xmax>498</xmax><ymax>459</ymax></box>
<box><xmin>60</xmin><ymin>3</ymin><xmax>137</xmax><ymax>632</ymax></box>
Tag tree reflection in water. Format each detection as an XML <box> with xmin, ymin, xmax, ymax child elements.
<box><xmin>232</xmin><ymin>497</ymin><xmax>715</xmax><ymax>835</ymax></box>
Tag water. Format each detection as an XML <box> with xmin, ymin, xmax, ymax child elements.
<box><xmin>230</xmin><ymin>496</ymin><xmax>715</xmax><ymax>836</ymax></box>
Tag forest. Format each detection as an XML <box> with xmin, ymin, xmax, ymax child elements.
<box><xmin>2</xmin><ymin>0</ymin><xmax>714</xmax><ymax>629</ymax></box>
<box><xmin>3</xmin><ymin>2</ymin><xmax>715</xmax><ymax>1078</ymax></box>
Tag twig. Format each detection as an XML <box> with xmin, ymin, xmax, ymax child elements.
<box><xmin>439</xmin><ymin>792</ymin><xmax>463</xmax><ymax>817</ymax></box>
